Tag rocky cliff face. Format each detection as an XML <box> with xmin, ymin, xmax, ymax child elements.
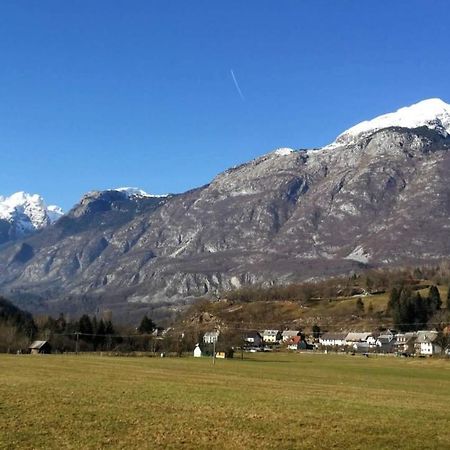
<box><xmin>1</xmin><ymin>100</ymin><xmax>450</xmax><ymax>321</ymax></box>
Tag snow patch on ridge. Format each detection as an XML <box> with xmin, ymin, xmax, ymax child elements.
<box><xmin>114</xmin><ymin>187</ymin><xmax>168</xmax><ymax>198</ymax></box>
<box><xmin>327</xmin><ymin>98</ymin><xmax>450</xmax><ymax>148</ymax></box>
<box><xmin>273</xmin><ymin>148</ymin><xmax>295</xmax><ymax>156</ymax></box>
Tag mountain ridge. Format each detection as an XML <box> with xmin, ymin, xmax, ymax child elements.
<box><xmin>1</xmin><ymin>99</ymin><xmax>450</xmax><ymax>321</ymax></box>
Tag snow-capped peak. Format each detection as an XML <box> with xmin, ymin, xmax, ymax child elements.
<box><xmin>0</xmin><ymin>191</ymin><xmax>64</xmax><ymax>235</ymax></box>
<box><xmin>114</xmin><ymin>187</ymin><xmax>167</xmax><ymax>198</ymax></box>
<box><xmin>329</xmin><ymin>98</ymin><xmax>450</xmax><ymax>148</ymax></box>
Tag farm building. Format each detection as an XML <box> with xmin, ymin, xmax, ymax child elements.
<box><xmin>376</xmin><ymin>330</ymin><xmax>397</xmax><ymax>353</ymax></box>
<box><xmin>319</xmin><ymin>333</ymin><xmax>347</xmax><ymax>347</ymax></box>
<box><xmin>281</xmin><ymin>330</ymin><xmax>300</xmax><ymax>342</ymax></box>
<box><xmin>203</xmin><ymin>330</ymin><xmax>220</xmax><ymax>344</ymax></box>
<box><xmin>29</xmin><ymin>341</ymin><xmax>51</xmax><ymax>354</ymax></box>
<box><xmin>243</xmin><ymin>331</ymin><xmax>263</xmax><ymax>347</ymax></box>
<box><xmin>394</xmin><ymin>332</ymin><xmax>417</xmax><ymax>354</ymax></box>
<box><xmin>262</xmin><ymin>330</ymin><xmax>281</xmax><ymax>343</ymax></box>
<box><xmin>193</xmin><ymin>344</ymin><xmax>202</xmax><ymax>357</ymax></box>
<box><xmin>345</xmin><ymin>332</ymin><xmax>372</xmax><ymax>346</ymax></box>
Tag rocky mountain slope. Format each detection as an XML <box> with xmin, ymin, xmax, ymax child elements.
<box><xmin>1</xmin><ymin>99</ymin><xmax>450</xmax><ymax>322</ymax></box>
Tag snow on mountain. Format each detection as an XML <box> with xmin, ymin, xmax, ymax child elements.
<box><xmin>114</xmin><ymin>187</ymin><xmax>167</xmax><ymax>198</ymax></box>
<box><xmin>329</xmin><ymin>98</ymin><xmax>450</xmax><ymax>148</ymax></box>
<box><xmin>273</xmin><ymin>148</ymin><xmax>295</xmax><ymax>156</ymax></box>
<box><xmin>47</xmin><ymin>205</ymin><xmax>65</xmax><ymax>223</ymax></box>
<box><xmin>0</xmin><ymin>192</ymin><xmax>64</xmax><ymax>235</ymax></box>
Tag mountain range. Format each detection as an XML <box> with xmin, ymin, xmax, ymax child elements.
<box><xmin>1</xmin><ymin>98</ymin><xmax>449</xmax><ymax>322</ymax></box>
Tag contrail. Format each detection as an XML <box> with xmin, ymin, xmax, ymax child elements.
<box><xmin>230</xmin><ymin>69</ymin><xmax>245</xmax><ymax>101</ymax></box>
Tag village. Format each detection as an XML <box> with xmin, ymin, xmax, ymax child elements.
<box><xmin>24</xmin><ymin>323</ymin><xmax>450</xmax><ymax>358</ymax></box>
<box><xmin>193</xmin><ymin>328</ymin><xmax>450</xmax><ymax>358</ymax></box>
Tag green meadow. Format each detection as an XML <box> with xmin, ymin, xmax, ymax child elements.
<box><xmin>1</xmin><ymin>353</ymin><xmax>449</xmax><ymax>449</ymax></box>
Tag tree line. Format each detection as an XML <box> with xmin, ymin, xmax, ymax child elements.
<box><xmin>388</xmin><ymin>285</ymin><xmax>450</xmax><ymax>331</ymax></box>
<box><xmin>0</xmin><ymin>296</ymin><xmax>163</xmax><ymax>353</ymax></box>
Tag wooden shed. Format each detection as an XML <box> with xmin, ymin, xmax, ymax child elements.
<box><xmin>29</xmin><ymin>340</ymin><xmax>51</xmax><ymax>354</ymax></box>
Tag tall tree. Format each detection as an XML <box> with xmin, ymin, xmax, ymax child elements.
<box><xmin>427</xmin><ymin>285</ymin><xmax>442</xmax><ymax>314</ymax></box>
<box><xmin>355</xmin><ymin>298</ymin><xmax>365</xmax><ymax>314</ymax></box>
<box><xmin>138</xmin><ymin>315</ymin><xmax>156</xmax><ymax>334</ymax></box>
<box><xmin>393</xmin><ymin>288</ymin><xmax>414</xmax><ymax>331</ymax></box>
<box><xmin>105</xmin><ymin>320</ymin><xmax>114</xmax><ymax>335</ymax></box>
<box><xmin>94</xmin><ymin>319</ymin><xmax>106</xmax><ymax>350</ymax></box>
<box><xmin>446</xmin><ymin>285</ymin><xmax>450</xmax><ymax>310</ymax></box>
<box><xmin>55</xmin><ymin>313</ymin><xmax>66</xmax><ymax>334</ymax></box>
<box><xmin>78</xmin><ymin>314</ymin><xmax>93</xmax><ymax>338</ymax></box>
<box><xmin>312</xmin><ymin>324</ymin><xmax>321</xmax><ymax>339</ymax></box>
<box><xmin>413</xmin><ymin>293</ymin><xmax>428</xmax><ymax>330</ymax></box>
<box><xmin>388</xmin><ymin>287</ymin><xmax>400</xmax><ymax>311</ymax></box>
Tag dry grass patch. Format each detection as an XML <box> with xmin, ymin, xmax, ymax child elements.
<box><xmin>1</xmin><ymin>353</ymin><xmax>449</xmax><ymax>449</ymax></box>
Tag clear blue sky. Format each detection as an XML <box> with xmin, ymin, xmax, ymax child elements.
<box><xmin>1</xmin><ymin>1</ymin><xmax>449</xmax><ymax>209</ymax></box>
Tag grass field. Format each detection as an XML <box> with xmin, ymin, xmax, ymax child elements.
<box><xmin>1</xmin><ymin>353</ymin><xmax>450</xmax><ymax>449</ymax></box>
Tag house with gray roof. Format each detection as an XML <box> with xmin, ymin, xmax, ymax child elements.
<box><xmin>281</xmin><ymin>330</ymin><xmax>300</xmax><ymax>342</ymax></box>
<box><xmin>415</xmin><ymin>331</ymin><xmax>441</xmax><ymax>355</ymax></box>
<box><xmin>345</xmin><ymin>332</ymin><xmax>372</xmax><ymax>345</ymax></box>
<box><xmin>376</xmin><ymin>330</ymin><xmax>397</xmax><ymax>353</ymax></box>
<box><xmin>203</xmin><ymin>330</ymin><xmax>220</xmax><ymax>344</ymax></box>
<box><xmin>319</xmin><ymin>333</ymin><xmax>347</xmax><ymax>347</ymax></box>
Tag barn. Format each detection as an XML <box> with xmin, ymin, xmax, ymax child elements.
<box><xmin>29</xmin><ymin>341</ymin><xmax>52</xmax><ymax>354</ymax></box>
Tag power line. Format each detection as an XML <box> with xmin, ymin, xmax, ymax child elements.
<box><xmin>50</xmin><ymin>332</ymin><xmax>160</xmax><ymax>339</ymax></box>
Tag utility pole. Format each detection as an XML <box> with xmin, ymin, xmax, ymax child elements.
<box><xmin>75</xmin><ymin>332</ymin><xmax>80</xmax><ymax>355</ymax></box>
<box><xmin>213</xmin><ymin>339</ymin><xmax>216</xmax><ymax>365</ymax></box>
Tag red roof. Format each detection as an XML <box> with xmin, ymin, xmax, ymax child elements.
<box><xmin>288</xmin><ymin>336</ymin><xmax>301</xmax><ymax>345</ymax></box>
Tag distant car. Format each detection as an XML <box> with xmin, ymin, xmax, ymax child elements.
<box><xmin>249</xmin><ymin>347</ymin><xmax>261</xmax><ymax>353</ymax></box>
<box><xmin>245</xmin><ymin>347</ymin><xmax>262</xmax><ymax>353</ymax></box>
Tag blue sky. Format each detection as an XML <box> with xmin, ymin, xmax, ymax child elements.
<box><xmin>1</xmin><ymin>1</ymin><xmax>449</xmax><ymax>209</ymax></box>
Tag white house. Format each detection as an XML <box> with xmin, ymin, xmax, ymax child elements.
<box><xmin>394</xmin><ymin>332</ymin><xmax>417</xmax><ymax>354</ymax></box>
<box><xmin>193</xmin><ymin>344</ymin><xmax>202</xmax><ymax>357</ymax></box>
<box><xmin>281</xmin><ymin>330</ymin><xmax>300</xmax><ymax>342</ymax></box>
<box><xmin>415</xmin><ymin>331</ymin><xmax>441</xmax><ymax>356</ymax></box>
<box><xmin>262</xmin><ymin>330</ymin><xmax>281</xmax><ymax>343</ymax></box>
<box><xmin>203</xmin><ymin>330</ymin><xmax>220</xmax><ymax>344</ymax></box>
<box><xmin>366</xmin><ymin>334</ymin><xmax>378</xmax><ymax>347</ymax></box>
<box><xmin>319</xmin><ymin>332</ymin><xmax>347</xmax><ymax>347</ymax></box>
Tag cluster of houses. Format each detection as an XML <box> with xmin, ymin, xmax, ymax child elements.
<box><xmin>201</xmin><ymin>329</ymin><xmax>447</xmax><ymax>356</ymax></box>
<box><xmin>202</xmin><ymin>329</ymin><xmax>313</xmax><ymax>351</ymax></box>
<box><xmin>318</xmin><ymin>330</ymin><xmax>444</xmax><ymax>356</ymax></box>
<box><xmin>27</xmin><ymin>329</ymin><xmax>447</xmax><ymax>358</ymax></box>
